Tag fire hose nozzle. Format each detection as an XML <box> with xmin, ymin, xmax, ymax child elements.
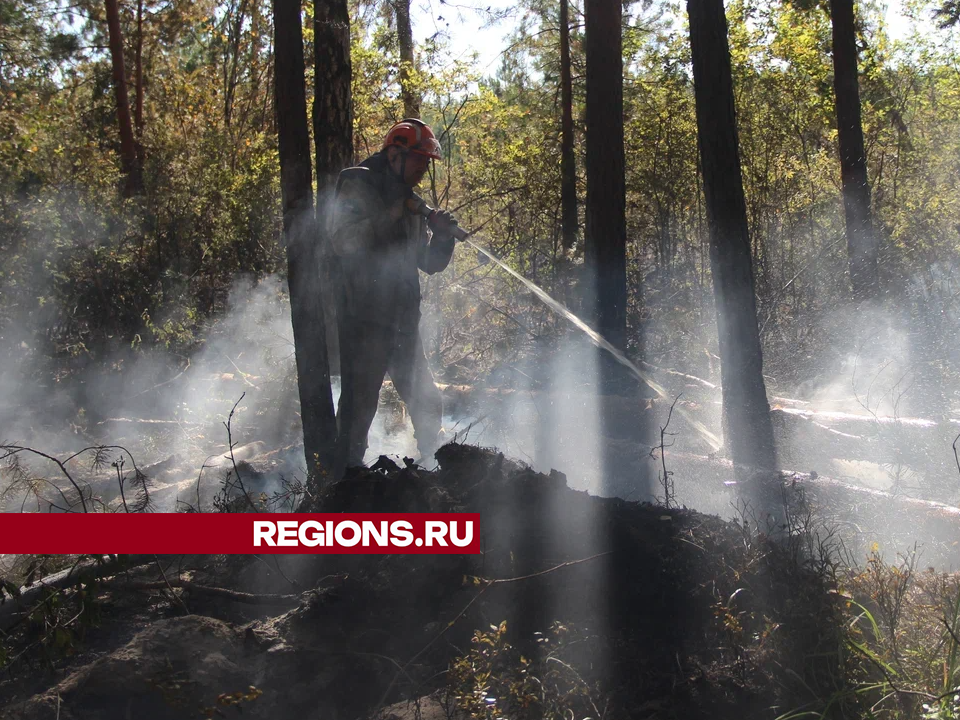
<box><xmin>406</xmin><ymin>195</ymin><xmax>470</xmax><ymax>242</ymax></box>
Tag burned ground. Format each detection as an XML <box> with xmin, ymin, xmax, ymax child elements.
<box><xmin>0</xmin><ymin>444</ymin><xmax>852</xmax><ymax>720</ymax></box>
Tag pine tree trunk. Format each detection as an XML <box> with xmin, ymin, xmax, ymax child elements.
<box><xmin>314</xmin><ymin>0</ymin><xmax>353</xmax><ymax>187</ymax></box>
<box><xmin>314</xmin><ymin>0</ymin><xmax>353</xmax><ymax>377</ymax></box>
<box><xmin>584</xmin><ymin>0</ymin><xmax>651</xmax><ymax>500</ymax></box>
<box><xmin>134</xmin><ymin>0</ymin><xmax>144</xmax><ymax>140</ymax></box>
<box><xmin>686</xmin><ymin>0</ymin><xmax>777</xmax><ymax>474</ymax></box>
<box><xmin>584</xmin><ymin>0</ymin><xmax>626</xmax><ymax>351</ymax></box>
<box><xmin>559</xmin><ymin>0</ymin><xmax>578</xmax><ymax>250</ymax></box>
<box><xmin>830</xmin><ymin>0</ymin><xmax>878</xmax><ymax>300</ymax></box>
<box><xmin>394</xmin><ymin>0</ymin><xmax>419</xmax><ymax>118</ymax></box>
<box><xmin>273</xmin><ymin>0</ymin><xmax>337</xmax><ymax>474</ymax></box>
<box><xmin>104</xmin><ymin>0</ymin><xmax>142</xmax><ymax>196</ymax></box>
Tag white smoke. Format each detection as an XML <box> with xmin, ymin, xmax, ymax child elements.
<box><xmin>0</xmin><ymin>271</ymin><xmax>460</xmax><ymax>512</ymax></box>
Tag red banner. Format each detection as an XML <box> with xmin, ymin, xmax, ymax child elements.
<box><xmin>0</xmin><ymin>513</ymin><xmax>482</xmax><ymax>554</ymax></box>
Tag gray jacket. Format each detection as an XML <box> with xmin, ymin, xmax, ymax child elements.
<box><xmin>329</xmin><ymin>152</ymin><xmax>455</xmax><ymax>331</ymax></box>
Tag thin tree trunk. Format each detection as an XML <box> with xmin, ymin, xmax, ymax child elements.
<box><xmin>686</xmin><ymin>0</ymin><xmax>777</xmax><ymax>474</ymax></box>
<box><xmin>393</xmin><ymin>0</ymin><xmax>419</xmax><ymax>118</ymax></box>
<box><xmin>314</xmin><ymin>0</ymin><xmax>353</xmax><ymax>378</ymax></box>
<box><xmin>248</xmin><ymin>0</ymin><xmax>265</xmax><ymax>127</ymax></box>
<box><xmin>584</xmin><ymin>0</ymin><xmax>626</xmax><ymax>352</ymax></box>
<box><xmin>830</xmin><ymin>0</ymin><xmax>878</xmax><ymax>300</ymax></box>
<box><xmin>273</xmin><ymin>0</ymin><xmax>337</xmax><ymax>474</ymax></box>
<box><xmin>104</xmin><ymin>0</ymin><xmax>142</xmax><ymax>196</ymax></box>
<box><xmin>135</xmin><ymin>0</ymin><xmax>144</xmax><ymax>142</ymax></box>
<box><xmin>225</xmin><ymin>0</ymin><xmax>249</xmax><ymax>127</ymax></box>
<box><xmin>249</xmin><ymin>0</ymin><xmax>261</xmax><ymax>98</ymax></box>
<box><xmin>559</xmin><ymin>0</ymin><xmax>578</xmax><ymax>250</ymax></box>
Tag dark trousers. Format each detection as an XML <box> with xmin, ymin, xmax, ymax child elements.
<box><xmin>335</xmin><ymin>317</ymin><xmax>443</xmax><ymax>470</ymax></box>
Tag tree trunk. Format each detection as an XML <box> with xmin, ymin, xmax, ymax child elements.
<box><xmin>314</xmin><ymin>0</ymin><xmax>354</xmax><ymax>188</ymax></box>
<box><xmin>273</xmin><ymin>0</ymin><xmax>337</xmax><ymax>474</ymax></box>
<box><xmin>584</xmin><ymin>0</ymin><xmax>651</xmax><ymax>504</ymax></box>
<box><xmin>559</xmin><ymin>0</ymin><xmax>578</xmax><ymax>250</ymax></box>
<box><xmin>393</xmin><ymin>0</ymin><xmax>419</xmax><ymax>118</ymax></box>
<box><xmin>314</xmin><ymin>0</ymin><xmax>354</xmax><ymax>377</ymax></box>
<box><xmin>104</xmin><ymin>0</ymin><xmax>142</xmax><ymax>196</ymax></box>
<box><xmin>830</xmin><ymin>0</ymin><xmax>878</xmax><ymax>300</ymax></box>
<box><xmin>686</xmin><ymin>0</ymin><xmax>777</xmax><ymax>474</ymax></box>
<box><xmin>249</xmin><ymin>0</ymin><xmax>265</xmax><ymax>128</ymax></box>
<box><xmin>584</xmin><ymin>0</ymin><xmax>626</xmax><ymax>351</ymax></box>
<box><xmin>134</xmin><ymin>0</ymin><xmax>144</xmax><ymax>150</ymax></box>
<box><xmin>224</xmin><ymin>0</ymin><xmax>249</xmax><ymax>127</ymax></box>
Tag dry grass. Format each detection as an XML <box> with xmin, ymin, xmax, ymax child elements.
<box><xmin>837</xmin><ymin>547</ymin><xmax>960</xmax><ymax>719</ymax></box>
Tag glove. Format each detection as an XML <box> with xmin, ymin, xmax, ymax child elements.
<box><xmin>428</xmin><ymin>208</ymin><xmax>459</xmax><ymax>238</ymax></box>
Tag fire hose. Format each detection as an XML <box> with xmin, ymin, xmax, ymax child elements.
<box><xmin>405</xmin><ymin>194</ymin><xmax>470</xmax><ymax>242</ymax></box>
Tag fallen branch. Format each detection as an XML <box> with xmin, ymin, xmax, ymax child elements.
<box><xmin>640</xmin><ymin>361</ymin><xmax>718</xmax><ymax>391</ymax></box>
<box><xmin>772</xmin><ymin>407</ymin><xmax>959</xmax><ymax>467</ymax></box>
<box><xmin>116</xmin><ymin>579</ymin><xmax>300</xmax><ymax>605</ymax></box>
<box><xmin>99</xmin><ymin>417</ymin><xmax>204</xmax><ymax>427</ymax></box>
<box><xmin>660</xmin><ymin>450</ymin><xmax>960</xmax><ymax>562</ymax></box>
<box><xmin>664</xmin><ymin>450</ymin><xmax>960</xmax><ymax>516</ymax></box>
<box><xmin>222</xmin><ymin>353</ymin><xmax>261</xmax><ymax>390</ymax></box>
<box><xmin>0</xmin><ymin>555</ymin><xmax>152</xmax><ymax>632</ymax></box>
<box><xmin>133</xmin><ymin>359</ymin><xmax>191</xmax><ymax>397</ymax></box>
<box><xmin>1</xmin><ymin>555</ymin><xmax>302</xmax><ymax>633</ymax></box>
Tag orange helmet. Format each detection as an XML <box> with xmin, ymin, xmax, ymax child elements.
<box><xmin>382</xmin><ymin>118</ymin><xmax>442</xmax><ymax>160</ymax></box>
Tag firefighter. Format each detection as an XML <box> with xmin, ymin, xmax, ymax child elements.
<box><xmin>329</xmin><ymin>118</ymin><xmax>459</xmax><ymax>472</ymax></box>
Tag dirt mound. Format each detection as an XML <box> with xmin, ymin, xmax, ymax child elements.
<box><xmin>0</xmin><ymin>444</ymin><xmax>848</xmax><ymax>720</ymax></box>
<box><xmin>6</xmin><ymin>616</ymin><xmax>248</xmax><ymax>720</ymax></box>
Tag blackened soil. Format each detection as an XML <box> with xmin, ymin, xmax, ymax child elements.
<box><xmin>0</xmin><ymin>444</ymin><xmax>848</xmax><ymax>720</ymax></box>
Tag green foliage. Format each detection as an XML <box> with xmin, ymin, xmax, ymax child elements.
<box><xmin>2</xmin><ymin>0</ymin><xmax>960</xmax><ymax>392</ymax></box>
<box><xmin>0</xmin><ymin>0</ymin><xmax>283</xmax><ymax>373</ymax></box>
<box><xmin>933</xmin><ymin>0</ymin><xmax>960</xmax><ymax>27</ymax></box>
<box><xmin>447</xmin><ymin>620</ymin><xmax>605</xmax><ymax>720</ymax></box>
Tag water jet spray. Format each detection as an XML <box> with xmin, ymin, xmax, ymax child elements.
<box><xmin>407</xmin><ymin>195</ymin><xmax>723</xmax><ymax>452</ymax></box>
